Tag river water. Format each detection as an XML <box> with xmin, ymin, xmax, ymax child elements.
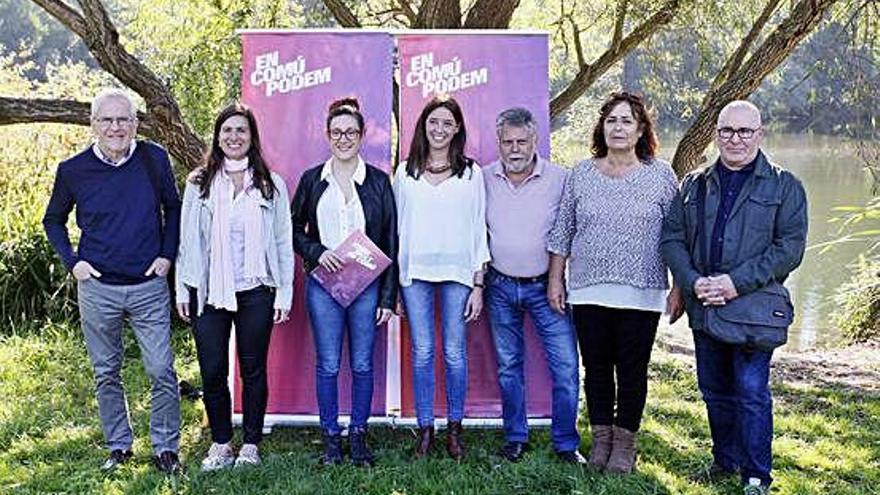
<box><xmin>654</xmin><ymin>134</ymin><xmax>875</xmax><ymax>350</ymax></box>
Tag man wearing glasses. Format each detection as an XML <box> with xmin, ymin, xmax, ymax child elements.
<box><xmin>661</xmin><ymin>100</ymin><xmax>807</xmax><ymax>495</ymax></box>
<box><xmin>43</xmin><ymin>88</ymin><xmax>183</xmax><ymax>474</ymax></box>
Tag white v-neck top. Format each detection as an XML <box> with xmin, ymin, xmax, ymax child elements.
<box><xmin>393</xmin><ymin>161</ymin><xmax>490</xmax><ymax>288</ymax></box>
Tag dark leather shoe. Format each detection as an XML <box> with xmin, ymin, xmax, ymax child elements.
<box><xmin>499</xmin><ymin>441</ymin><xmax>527</xmax><ymax>462</ymax></box>
<box><xmin>101</xmin><ymin>449</ymin><xmax>132</xmax><ymax>471</ymax></box>
<box><xmin>414</xmin><ymin>426</ymin><xmax>435</xmax><ymax>459</ymax></box>
<box><xmin>321</xmin><ymin>433</ymin><xmax>344</xmax><ymax>465</ymax></box>
<box><xmin>153</xmin><ymin>451</ymin><xmax>181</xmax><ymax>474</ymax></box>
<box><xmin>446</xmin><ymin>421</ymin><xmax>464</xmax><ymax>461</ymax></box>
<box><xmin>556</xmin><ymin>449</ymin><xmax>588</xmax><ymax>465</ymax></box>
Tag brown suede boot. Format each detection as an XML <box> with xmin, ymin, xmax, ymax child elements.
<box><xmin>414</xmin><ymin>426</ymin><xmax>435</xmax><ymax>459</ymax></box>
<box><xmin>605</xmin><ymin>425</ymin><xmax>637</xmax><ymax>474</ymax></box>
<box><xmin>587</xmin><ymin>424</ymin><xmax>613</xmax><ymax>470</ymax></box>
<box><xmin>446</xmin><ymin>421</ymin><xmax>464</xmax><ymax>461</ymax></box>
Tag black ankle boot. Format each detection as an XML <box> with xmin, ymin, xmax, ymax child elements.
<box><xmin>349</xmin><ymin>426</ymin><xmax>375</xmax><ymax>467</ymax></box>
<box><xmin>321</xmin><ymin>433</ymin><xmax>343</xmax><ymax>465</ymax></box>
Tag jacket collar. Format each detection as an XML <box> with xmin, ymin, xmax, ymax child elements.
<box><xmin>702</xmin><ymin>149</ymin><xmax>771</xmax><ymax>183</ymax></box>
<box><xmin>320</xmin><ymin>156</ymin><xmax>366</xmax><ymax>185</ymax></box>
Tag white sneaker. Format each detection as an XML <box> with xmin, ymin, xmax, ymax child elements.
<box><xmin>235</xmin><ymin>443</ymin><xmax>261</xmax><ymax>467</ymax></box>
<box><xmin>201</xmin><ymin>442</ymin><xmax>235</xmax><ymax>471</ymax></box>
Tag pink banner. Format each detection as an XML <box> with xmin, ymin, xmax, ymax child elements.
<box><xmin>238</xmin><ymin>31</ymin><xmax>394</xmax><ymax>415</ymax></box>
<box><xmin>397</xmin><ymin>33</ymin><xmax>553</xmax><ymax>417</ymax></box>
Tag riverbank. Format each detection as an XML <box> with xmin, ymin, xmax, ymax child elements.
<box><xmin>1</xmin><ymin>323</ymin><xmax>877</xmax><ymax>494</ymax></box>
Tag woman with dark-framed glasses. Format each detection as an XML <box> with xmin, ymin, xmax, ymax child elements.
<box><xmin>291</xmin><ymin>97</ymin><xmax>398</xmax><ymax>467</ymax></box>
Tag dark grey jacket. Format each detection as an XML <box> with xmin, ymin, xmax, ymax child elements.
<box><xmin>660</xmin><ymin>150</ymin><xmax>808</xmax><ymax>330</ymax></box>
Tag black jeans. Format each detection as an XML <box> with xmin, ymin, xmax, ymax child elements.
<box><xmin>573</xmin><ymin>304</ymin><xmax>660</xmax><ymax>432</ymax></box>
<box><xmin>191</xmin><ymin>285</ymin><xmax>275</xmax><ymax>444</ymax></box>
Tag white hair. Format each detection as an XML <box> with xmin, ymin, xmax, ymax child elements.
<box><xmin>91</xmin><ymin>88</ymin><xmax>138</xmax><ymax>120</ymax></box>
<box><xmin>718</xmin><ymin>100</ymin><xmax>762</xmax><ymax>126</ymax></box>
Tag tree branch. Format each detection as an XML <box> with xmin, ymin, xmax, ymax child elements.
<box><xmin>671</xmin><ymin>0</ymin><xmax>840</xmax><ymax>176</ymax></box>
<box><xmin>611</xmin><ymin>0</ymin><xmax>629</xmax><ymax>51</ymax></box>
<box><xmin>567</xmin><ymin>14</ymin><xmax>586</xmax><ymax>69</ymax></box>
<box><xmin>0</xmin><ymin>97</ymin><xmax>160</xmax><ymax>140</ymax></box>
<box><xmin>710</xmin><ymin>0</ymin><xmax>782</xmax><ymax>91</ymax></box>
<box><xmin>397</xmin><ymin>0</ymin><xmax>419</xmax><ymax>26</ymax></box>
<box><xmin>550</xmin><ymin>0</ymin><xmax>682</xmax><ymax>120</ymax></box>
<box><xmin>30</xmin><ymin>0</ymin><xmax>88</xmax><ymax>38</ymax></box>
<box><xmin>321</xmin><ymin>0</ymin><xmax>362</xmax><ymax>27</ymax></box>
<box><xmin>464</xmin><ymin>0</ymin><xmax>520</xmax><ymax>29</ymax></box>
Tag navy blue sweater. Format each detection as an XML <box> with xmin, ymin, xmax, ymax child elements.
<box><xmin>43</xmin><ymin>141</ymin><xmax>182</xmax><ymax>285</ymax></box>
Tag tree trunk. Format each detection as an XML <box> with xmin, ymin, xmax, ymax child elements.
<box><xmin>671</xmin><ymin>0</ymin><xmax>839</xmax><ymax>176</ymax></box>
<box><xmin>415</xmin><ymin>0</ymin><xmax>462</xmax><ymax>28</ymax></box>
<box><xmin>464</xmin><ymin>0</ymin><xmax>521</xmax><ymax>29</ymax></box>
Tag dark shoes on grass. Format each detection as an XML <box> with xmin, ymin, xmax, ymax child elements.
<box><xmin>101</xmin><ymin>449</ymin><xmax>133</xmax><ymax>471</ymax></box>
<box><xmin>102</xmin><ymin>449</ymin><xmax>180</xmax><ymax>475</ymax></box>
<box><xmin>499</xmin><ymin>441</ymin><xmax>528</xmax><ymax>462</ymax></box>
<box><xmin>349</xmin><ymin>426</ymin><xmax>375</xmax><ymax>467</ymax></box>
<box><xmin>153</xmin><ymin>451</ymin><xmax>181</xmax><ymax>475</ymax></box>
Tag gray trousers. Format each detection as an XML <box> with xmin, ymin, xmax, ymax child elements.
<box><xmin>77</xmin><ymin>276</ymin><xmax>180</xmax><ymax>454</ymax></box>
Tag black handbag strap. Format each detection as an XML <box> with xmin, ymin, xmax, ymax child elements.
<box><xmin>137</xmin><ymin>140</ymin><xmax>162</xmax><ymax>204</ymax></box>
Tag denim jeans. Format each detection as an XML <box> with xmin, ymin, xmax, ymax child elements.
<box><xmin>401</xmin><ymin>280</ymin><xmax>471</xmax><ymax>427</ymax></box>
<box><xmin>77</xmin><ymin>276</ymin><xmax>180</xmax><ymax>454</ymax></box>
<box><xmin>573</xmin><ymin>304</ymin><xmax>660</xmax><ymax>432</ymax></box>
<box><xmin>485</xmin><ymin>269</ymin><xmax>581</xmax><ymax>452</ymax></box>
<box><xmin>191</xmin><ymin>285</ymin><xmax>275</xmax><ymax>444</ymax></box>
<box><xmin>306</xmin><ymin>278</ymin><xmax>380</xmax><ymax>435</ymax></box>
<box><xmin>693</xmin><ymin>329</ymin><xmax>774</xmax><ymax>486</ymax></box>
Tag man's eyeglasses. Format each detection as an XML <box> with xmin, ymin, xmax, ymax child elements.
<box><xmin>717</xmin><ymin>127</ymin><xmax>759</xmax><ymax>141</ymax></box>
<box><xmin>329</xmin><ymin>129</ymin><xmax>361</xmax><ymax>141</ymax></box>
<box><xmin>94</xmin><ymin>116</ymin><xmax>135</xmax><ymax>128</ymax></box>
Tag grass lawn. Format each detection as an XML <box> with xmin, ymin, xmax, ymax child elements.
<box><xmin>0</xmin><ymin>322</ymin><xmax>877</xmax><ymax>495</ymax></box>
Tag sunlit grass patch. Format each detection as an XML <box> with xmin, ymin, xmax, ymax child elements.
<box><xmin>1</xmin><ymin>322</ymin><xmax>878</xmax><ymax>494</ymax></box>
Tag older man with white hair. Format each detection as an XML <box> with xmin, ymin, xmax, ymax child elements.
<box><xmin>43</xmin><ymin>88</ymin><xmax>183</xmax><ymax>474</ymax></box>
<box><xmin>661</xmin><ymin>100</ymin><xmax>808</xmax><ymax>494</ymax></box>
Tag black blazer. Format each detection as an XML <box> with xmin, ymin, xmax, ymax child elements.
<box><xmin>291</xmin><ymin>162</ymin><xmax>399</xmax><ymax>309</ymax></box>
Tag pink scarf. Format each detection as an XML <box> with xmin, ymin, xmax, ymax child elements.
<box><xmin>206</xmin><ymin>158</ymin><xmax>267</xmax><ymax>311</ymax></box>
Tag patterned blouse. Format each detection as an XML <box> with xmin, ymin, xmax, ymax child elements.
<box><xmin>547</xmin><ymin>157</ymin><xmax>678</xmax><ymax>293</ymax></box>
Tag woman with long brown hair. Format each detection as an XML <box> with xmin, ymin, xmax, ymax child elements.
<box><xmin>176</xmin><ymin>102</ymin><xmax>294</xmax><ymax>470</ymax></box>
<box><xmin>394</xmin><ymin>95</ymin><xmax>489</xmax><ymax>460</ymax></box>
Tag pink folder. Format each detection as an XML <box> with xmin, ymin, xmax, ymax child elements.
<box><xmin>310</xmin><ymin>231</ymin><xmax>391</xmax><ymax>307</ymax></box>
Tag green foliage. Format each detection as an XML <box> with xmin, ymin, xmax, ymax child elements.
<box><xmin>1</xmin><ymin>324</ymin><xmax>878</xmax><ymax>494</ymax></box>
<box><xmin>126</xmin><ymin>0</ymin><xmax>301</xmax><ymax>138</ymax></box>
<box><xmin>831</xmin><ymin>256</ymin><xmax>880</xmax><ymax>344</ymax></box>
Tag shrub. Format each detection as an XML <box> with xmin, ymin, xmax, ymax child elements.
<box><xmin>831</xmin><ymin>256</ymin><xmax>880</xmax><ymax>343</ymax></box>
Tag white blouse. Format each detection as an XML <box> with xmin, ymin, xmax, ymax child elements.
<box><xmin>230</xmin><ymin>189</ymin><xmax>271</xmax><ymax>292</ymax></box>
<box><xmin>316</xmin><ymin>157</ymin><xmax>367</xmax><ymax>250</ymax></box>
<box><xmin>394</xmin><ymin>161</ymin><xmax>490</xmax><ymax>288</ymax></box>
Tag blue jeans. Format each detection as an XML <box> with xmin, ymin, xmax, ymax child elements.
<box><xmin>401</xmin><ymin>280</ymin><xmax>471</xmax><ymax>427</ymax></box>
<box><xmin>306</xmin><ymin>279</ymin><xmax>380</xmax><ymax>435</ymax></box>
<box><xmin>693</xmin><ymin>329</ymin><xmax>774</xmax><ymax>486</ymax></box>
<box><xmin>77</xmin><ymin>276</ymin><xmax>180</xmax><ymax>454</ymax></box>
<box><xmin>485</xmin><ymin>269</ymin><xmax>581</xmax><ymax>452</ymax></box>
